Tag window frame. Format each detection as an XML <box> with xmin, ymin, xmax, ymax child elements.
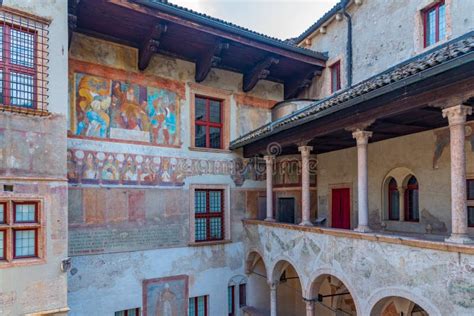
<box><xmin>194</xmin><ymin>95</ymin><xmax>224</xmax><ymax>150</ymax></box>
<box><xmin>0</xmin><ymin>199</ymin><xmax>42</xmax><ymax>263</ymax></box>
<box><xmin>239</xmin><ymin>283</ymin><xmax>247</xmax><ymax>308</ymax></box>
<box><xmin>422</xmin><ymin>0</ymin><xmax>446</xmax><ymax>48</ymax></box>
<box><xmin>388</xmin><ymin>178</ymin><xmax>400</xmax><ymax>221</ymax></box>
<box><xmin>228</xmin><ymin>285</ymin><xmax>235</xmax><ymax>316</ymax></box>
<box><xmin>115</xmin><ymin>308</ymin><xmax>140</xmax><ymax>316</ymax></box>
<box><xmin>0</xmin><ymin>22</ymin><xmax>38</xmax><ymax>109</ymax></box>
<box><xmin>194</xmin><ymin>189</ymin><xmax>225</xmax><ymax>242</ymax></box>
<box><xmin>404</xmin><ymin>176</ymin><xmax>420</xmax><ymax>222</ymax></box>
<box><xmin>330</xmin><ymin>60</ymin><xmax>341</xmax><ymax>93</ymax></box>
<box><xmin>467</xmin><ymin>179</ymin><xmax>474</xmax><ymax>227</ymax></box>
<box><xmin>189</xmin><ymin>295</ymin><xmax>208</xmax><ymax>316</ymax></box>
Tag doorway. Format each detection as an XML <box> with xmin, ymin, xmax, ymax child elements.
<box><xmin>331</xmin><ymin>188</ymin><xmax>350</xmax><ymax>229</ymax></box>
<box><xmin>278</xmin><ymin>197</ymin><xmax>295</xmax><ymax>224</ymax></box>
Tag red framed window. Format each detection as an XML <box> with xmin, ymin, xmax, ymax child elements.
<box><xmin>0</xmin><ymin>201</ymin><xmax>41</xmax><ymax>261</ymax></box>
<box><xmin>228</xmin><ymin>286</ymin><xmax>235</xmax><ymax>316</ymax></box>
<box><xmin>195</xmin><ymin>96</ymin><xmax>223</xmax><ymax>149</ymax></box>
<box><xmin>423</xmin><ymin>1</ymin><xmax>446</xmax><ymax>47</ymax></box>
<box><xmin>0</xmin><ymin>23</ymin><xmax>37</xmax><ymax>108</ymax></box>
<box><xmin>115</xmin><ymin>308</ymin><xmax>140</xmax><ymax>316</ymax></box>
<box><xmin>189</xmin><ymin>295</ymin><xmax>208</xmax><ymax>316</ymax></box>
<box><xmin>404</xmin><ymin>176</ymin><xmax>419</xmax><ymax>222</ymax></box>
<box><xmin>330</xmin><ymin>61</ymin><xmax>341</xmax><ymax>93</ymax></box>
<box><xmin>194</xmin><ymin>189</ymin><xmax>224</xmax><ymax>242</ymax></box>
<box><xmin>239</xmin><ymin>283</ymin><xmax>247</xmax><ymax>307</ymax></box>
<box><xmin>388</xmin><ymin>178</ymin><xmax>400</xmax><ymax>220</ymax></box>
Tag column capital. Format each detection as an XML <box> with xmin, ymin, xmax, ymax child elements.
<box><xmin>263</xmin><ymin>155</ymin><xmax>275</xmax><ymax>164</ymax></box>
<box><xmin>442</xmin><ymin>105</ymin><xmax>472</xmax><ymax>126</ymax></box>
<box><xmin>298</xmin><ymin>145</ymin><xmax>313</xmax><ymax>156</ymax></box>
<box><xmin>352</xmin><ymin>129</ymin><xmax>373</xmax><ymax>145</ymax></box>
<box><xmin>267</xmin><ymin>280</ymin><xmax>279</xmax><ymax>289</ymax></box>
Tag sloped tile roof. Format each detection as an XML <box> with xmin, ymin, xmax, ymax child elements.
<box><xmin>230</xmin><ymin>32</ymin><xmax>474</xmax><ymax>149</ymax></box>
<box><xmin>135</xmin><ymin>0</ymin><xmax>327</xmax><ymax>60</ymax></box>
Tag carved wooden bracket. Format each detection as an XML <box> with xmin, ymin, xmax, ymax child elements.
<box><xmin>195</xmin><ymin>41</ymin><xmax>230</xmax><ymax>83</ymax></box>
<box><xmin>138</xmin><ymin>23</ymin><xmax>168</xmax><ymax>71</ymax></box>
<box><xmin>242</xmin><ymin>56</ymin><xmax>279</xmax><ymax>92</ymax></box>
<box><xmin>284</xmin><ymin>68</ymin><xmax>322</xmax><ymax>99</ymax></box>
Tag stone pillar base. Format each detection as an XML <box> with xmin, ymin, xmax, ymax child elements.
<box><xmin>445</xmin><ymin>234</ymin><xmax>474</xmax><ymax>244</ymax></box>
<box><xmin>299</xmin><ymin>220</ymin><xmax>313</xmax><ymax>226</ymax></box>
<box><xmin>354</xmin><ymin>225</ymin><xmax>371</xmax><ymax>233</ymax></box>
<box><xmin>265</xmin><ymin>217</ymin><xmax>276</xmax><ymax>222</ymax></box>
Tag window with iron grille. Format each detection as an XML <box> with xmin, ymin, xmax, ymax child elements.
<box><xmin>194</xmin><ymin>96</ymin><xmax>223</xmax><ymax>149</ymax></box>
<box><xmin>115</xmin><ymin>308</ymin><xmax>140</xmax><ymax>316</ymax></box>
<box><xmin>194</xmin><ymin>189</ymin><xmax>224</xmax><ymax>242</ymax></box>
<box><xmin>423</xmin><ymin>1</ymin><xmax>446</xmax><ymax>48</ymax></box>
<box><xmin>0</xmin><ymin>9</ymin><xmax>49</xmax><ymax>114</ymax></box>
<box><xmin>0</xmin><ymin>200</ymin><xmax>42</xmax><ymax>262</ymax></box>
<box><xmin>189</xmin><ymin>295</ymin><xmax>208</xmax><ymax>316</ymax></box>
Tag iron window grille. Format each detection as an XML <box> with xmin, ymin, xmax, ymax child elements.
<box><xmin>194</xmin><ymin>189</ymin><xmax>225</xmax><ymax>242</ymax></box>
<box><xmin>0</xmin><ymin>9</ymin><xmax>49</xmax><ymax>115</ymax></box>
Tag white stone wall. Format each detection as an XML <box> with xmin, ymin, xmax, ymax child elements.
<box><xmin>316</xmin><ymin>126</ymin><xmax>474</xmax><ymax>235</ymax></box>
<box><xmin>244</xmin><ymin>222</ymin><xmax>474</xmax><ymax>315</ymax></box>
<box><xmin>303</xmin><ymin>0</ymin><xmax>474</xmax><ymax>99</ymax></box>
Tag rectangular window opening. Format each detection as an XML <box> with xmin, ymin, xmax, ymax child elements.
<box><xmin>194</xmin><ymin>96</ymin><xmax>223</xmax><ymax>149</ymax></box>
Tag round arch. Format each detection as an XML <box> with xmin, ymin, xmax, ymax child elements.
<box><xmin>270</xmin><ymin>258</ymin><xmax>306</xmax><ymax>316</ymax></box>
<box><xmin>245</xmin><ymin>249</ymin><xmax>270</xmax><ymax>279</ymax></box>
<box><xmin>367</xmin><ymin>287</ymin><xmax>441</xmax><ymax>316</ymax></box>
<box><xmin>245</xmin><ymin>249</ymin><xmax>271</xmax><ymax>313</ymax></box>
<box><xmin>305</xmin><ymin>268</ymin><xmax>361</xmax><ymax>316</ymax></box>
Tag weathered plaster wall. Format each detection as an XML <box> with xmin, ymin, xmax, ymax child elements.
<box><xmin>316</xmin><ymin>125</ymin><xmax>474</xmax><ymax>235</ymax></box>
<box><xmin>0</xmin><ymin>1</ymin><xmax>69</xmax><ymax>315</ymax></box>
<box><xmin>244</xmin><ymin>222</ymin><xmax>474</xmax><ymax>316</ymax></box>
<box><xmin>67</xmin><ymin>33</ymin><xmax>283</xmax><ymax>314</ymax></box>
<box><xmin>68</xmin><ymin>242</ymin><xmax>244</xmax><ymax>316</ymax></box>
<box><xmin>303</xmin><ymin>0</ymin><xmax>474</xmax><ymax>99</ymax></box>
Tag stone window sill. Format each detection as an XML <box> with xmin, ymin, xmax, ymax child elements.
<box><xmin>188</xmin><ymin>146</ymin><xmax>232</xmax><ymax>154</ymax></box>
<box><xmin>0</xmin><ymin>257</ymin><xmax>45</xmax><ymax>269</ymax></box>
<box><xmin>188</xmin><ymin>240</ymin><xmax>232</xmax><ymax>247</ymax></box>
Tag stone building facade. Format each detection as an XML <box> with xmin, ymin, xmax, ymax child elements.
<box><xmin>0</xmin><ymin>0</ymin><xmax>473</xmax><ymax>316</ymax></box>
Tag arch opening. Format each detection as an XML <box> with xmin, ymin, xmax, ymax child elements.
<box><xmin>309</xmin><ymin>274</ymin><xmax>357</xmax><ymax>316</ymax></box>
<box><xmin>245</xmin><ymin>251</ymin><xmax>270</xmax><ymax>314</ymax></box>
<box><xmin>272</xmin><ymin>260</ymin><xmax>305</xmax><ymax>316</ymax></box>
<box><xmin>371</xmin><ymin>296</ymin><xmax>429</xmax><ymax>316</ymax></box>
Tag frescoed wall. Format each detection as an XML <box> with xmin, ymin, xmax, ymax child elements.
<box><xmin>69</xmin><ymin>60</ymin><xmax>185</xmax><ymax>147</ymax></box>
<box><xmin>67</xmin><ymin>33</ymin><xmax>284</xmax><ymax>316</ymax></box>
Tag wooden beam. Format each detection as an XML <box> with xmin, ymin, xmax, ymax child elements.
<box><xmin>284</xmin><ymin>69</ymin><xmax>321</xmax><ymax>99</ymax></box>
<box><xmin>243</xmin><ymin>72</ymin><xmax>474</xmax><ymax>157</ymax></box>
<box><xmin>195</xmin><ymin>41</ymin><xmax>230</xmax><ymax>82</ymax></box>
<box><xmin>68</xmin><ymin>0</ymin><xmax>80</xmax><ymax>49</ymax></box>
<box><xmin>138</xmin><ymin>23</ymin><xmax>168</xmax><ymax>71</ymax></box>
<box><xmin>242</xmin><ymin>56</ymin><xmax>279</xmax><ymax>92</ymax></box>
<box><xmin>109</xmin><ymin>0</ymin><xmax>326</xmax><ymax>67</ymax></box>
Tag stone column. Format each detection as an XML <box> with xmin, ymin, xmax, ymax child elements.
<box><xmin>398</xmin><ymin>186</ymin><xmax>405</xmax><ymax>222</ymax></box>
<box><xmin>264</xmin><ymin>155</ymin><xmax>275</xmax><ymax>222</ymax></box>
<box><xmin>443</xmin><ymin>105</ymin><xmax>473</xmax><ymax>244</ymax></box>
<box><xmin>305</xmin><ymin>299</ymin><xmax>314</xmax><ymax>316</ymax></box>
<box><xmin>352</xmin><ymin>129</ymin><xmax>373</xmax><ymax>232</ymax></box>
<box><xmin>269</xmin><ymin>281</ymin><xmax>278</xmax><ymax>316</ymax></box>
<box><xmin>299</xmin><ymin>145</ymin><xmax>314</xmax><ymax>226</ymax></box>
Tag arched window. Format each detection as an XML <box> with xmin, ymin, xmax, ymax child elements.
<box><xmin>404</xmin><ymin>176</ymin><xmax>419</xmax><ymax>221</ymax></box>
<box><xmin>388</xmin><ymin>178</ymin><xmax>399</xmax><ymax>220</ymax></box>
